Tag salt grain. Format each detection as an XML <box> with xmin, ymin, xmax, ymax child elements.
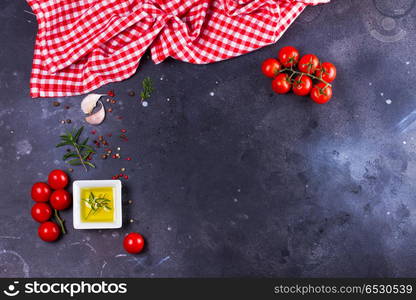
<box><xmin>142</xmin><ymin>101</ymin><xmax>148</xmax><ymax>107</ymax></box>
<box><xmin>209</xmin><ymin>92</ymin><xmax>215</xmax><ymax>96</ymax></box>
<box><xmin>385</xmin><ymin>99</ymin><xmax>392</xmax><ymax>105</ymax></box>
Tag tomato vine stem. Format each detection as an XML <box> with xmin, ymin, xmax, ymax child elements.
<box><xmin>279</xmin><ymin>68</ymin><xmax>332</xmax><ymax>88</ymax></box>
<box><xmin>54</xmin><ymin>209</ymin><xmax>66</xmax><ymax>234</ymax></box>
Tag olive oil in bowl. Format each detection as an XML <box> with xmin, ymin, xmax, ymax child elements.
<box><xmin>81</xmin><ymin>187</ymin><xmax>114</xmax><ymax>222</ymax></box>
<box><xmin>73</xmin><ymin>180</ymin><xmax>122</xmax><ymax>229</ymax></box>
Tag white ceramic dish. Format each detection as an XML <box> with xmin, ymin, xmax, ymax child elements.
<box><xmin>73</xmin><ymin>180</ymin><xmax>122</xmax><ymax>229</ymax></box>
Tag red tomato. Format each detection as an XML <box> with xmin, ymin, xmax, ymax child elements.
<box><xmin>310</xmin><ymin>83</ymin><xmax>333</xmax><ymax>104</ymax></box>
<box><xmin>123</xmin><ymin>232</ymin><xmax>145</xmax><ymax>254</ymax></box>
<box><xmin>31</xmin><ymin>182</ymin><xmax>52</xmax><ymax>202</ymax></box>
<box><xmin>292</xmin><ymin>75</ymin><xmax>313</xmax><ymax>96</ymax></box>
<box><xmin>272</xmin><ymin>73</ymin><xmax>291</xmax><ymax>94</ymax></box>
<box><xmin>261</xmin><ymin>58</ymin><xmax>281</xmax><ymax>78</ymax></box>
<box><xmin>50</xmin><ymin>189</ymin><xmax>71</xmax><ymax>210</ymax></box>
<box><xmin>31</xmin><ymin>203</ymin><xmax>52</xmax><ymax>223</ymax></box>
<box><xmin>48</xmin><ymin>170</ymin><xmax>69</xmax><ymax>190</ymax></box>
<box><xmin>38</xmin><ymin>222</ymin><xmax>60</xmax><ymax>242</ymax></box>
<box><xmin>315</xmin><ymin>62</ymin><xmax>337</xmax><ymax>83</ymax></box>
<box><xmin>298</xmin><ymin>54</ymin><xmax>319</xmax><ymax>74</ymax></box>
<box><xmin>278</xmin><ymin>46</ymin><xmax>300</xmax><ymax>67</ymax></box>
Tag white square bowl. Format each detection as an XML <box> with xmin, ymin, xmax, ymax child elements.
<box><xmin>73</xmin><ymin>180</ymin><xmax>122</xmax><ymax>229</ymax></box>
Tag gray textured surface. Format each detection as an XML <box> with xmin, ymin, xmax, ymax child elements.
<box><xmin>1</xmin><ymin>0</ymin><xmax>416</xmax><ymax>277</ymax></box>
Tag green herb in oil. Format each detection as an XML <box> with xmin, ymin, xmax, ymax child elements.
<box><xmin>83</xmin><ymin>192</ymin><xmax>112</xmax><ymax>220</ymax></box>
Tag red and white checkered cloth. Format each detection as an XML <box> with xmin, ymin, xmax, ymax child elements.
<box><xmin>27</xmin><ymin>0</ymin><xmax>329</xmax><ymax>98</ymax></box>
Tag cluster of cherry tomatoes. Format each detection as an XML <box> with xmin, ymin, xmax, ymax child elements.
<box><xmin>262</xmin><ymin>46</ymin><xmax>337</xmax><ymax>104</ymax></box>
<box><xmin>31</xmin><ymin>169</ymin><xmax>71</xmax><ymax>242</ymax></box>
<box><xmin>30</xmin><ymin>169</ymin><xmax>145</xmax><ymax>253</ymax></box>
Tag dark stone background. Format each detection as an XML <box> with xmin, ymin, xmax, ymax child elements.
<box><xmin>1</xmin><ymin>0</ymin><xmax>416</xmax><ymax>277</ymax></box>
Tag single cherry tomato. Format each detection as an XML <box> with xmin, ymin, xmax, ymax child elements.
<box><xmin>272</xmin><ymin>73</ymin><xmax>292</xmax><ymax>94</ymax></box>
<box><xmin>292</xmin><ymin>75</ymin><xmax>313</xmax><ymax>96</ymax></box>
<box><xmin>50</xmin><ymin>189</ymin><xmax>71</xmax><ymax>210</ymax></box>
<box><xmin>298</xmin><ymin>54</ymin><xmax>319</xmax><ymax>74</ymax></box>
<box><xmin>310</xmin><ymin>83</ymin><xmax>333</xmax><ymax>104</ymax></box>
<box><xmin>123</xmin><ymin>232</ymin><xmax>145</xmax><ymax>254</ymax></box>
<box><xmin>31</xmin><ymin>203</ymin><xmax>52</xmax><ymax>223</ymax></box>
<box><xmin>38</xmin><ymin>221</ymin><xmax>60</xmax><ymax>242</ymax></box>
<box><xmin>278</xmin><ymin>46</ymin><xmax>300</xmax><ymax>67</ymax></box>
<box><xmin>315</xmin><ymin>62</ymin><xmax>337</xmax><ymax>83</ymax></box>
<box><xmin>31</xmin><ymin>182</ymin><xmax>52</xmax><ymax>202</ymax></box>
<box><xmin>261</xmin><ymin>58</ymin><xmax>281</xmax><ymax>78</ymax></box>
<box><xmin>48</xmin><ymin>169</ymin><xmax>69</xmax><ymax>190</ymax></box>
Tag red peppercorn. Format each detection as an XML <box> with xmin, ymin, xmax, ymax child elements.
<box><xmin>124</xmin><ymin>175</ymin><xmax>129</xmax><ymax>180</ymax></box>
<box><xmin>126</xmin><ymin>157</ymin><xmax>132</xmax><ymax>161</ymax></box>
<box><xmin>107</xmin><ymin>90</ymin><xmax>114</xmax><ymax>97</ymax></box>
<box><xmin>91</xmin><ymin>130</ymin><xmax>96</xmax><ymax>134</ymax></box>
<box><xmin>112</xmin><ymin>176</ymin><xmax>116</xmax><ymax>180</ymax></box>
<box><xmin>121</xmin><ymin>129</ymin><xmax>127</xmax><ymax>133</ymax></box>
<box><xmin>119</xmin><ymin>173</ymin><xmax>123</xmax><ymax>177</ymax></box>
<box><xmin>112</xmin><ymin>155</ymin><xmax>116</xmax><ymax>159</ymax></box>
<box><xmin>107</xmin><ymin>133</ymin><xmax>112</xmax><ymax>137</ymax></box>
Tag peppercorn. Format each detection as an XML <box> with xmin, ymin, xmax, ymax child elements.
<box><xmin>101</xmin><ymin>154</ymin><xmax>107</xmax><ymax>159</ymax></box>
<box><xmin>128</xmin><ymin>91</ymin><xmax>135</xmax><ymax>96</ymax></box>
<box><xmin>53</xmin><ymin>101</ymin><xmax>60</xmax><ymax>107</ymax></box>
<box><xmin>66</xmin><ymin>119</ymin><xmax>71</xmax><ymax>124</ymax></box>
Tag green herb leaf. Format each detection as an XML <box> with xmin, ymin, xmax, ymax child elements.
<box><xmin>56</xmin><ymin>126</ymin><xmax>95</xmax><ymax>172</ymax></box>
<box><xmin>140</xmin><ymin>77</ymin><xmax>154</xmax><ymax>101</ymax></box>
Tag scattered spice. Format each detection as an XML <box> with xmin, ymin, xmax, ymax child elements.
<box><xmin>101</xmin><ymin>154</ymin><xmax>108</xmax><ymax>159</ymax></box>
<box><xmin>121</xmin><ymin>168</ymin><xmax>126</xmax><ymax>172</ymax></box>
<box><xmin>68</xmin><ymin>168</ymin><xmax>74</xmax><ymax>173</ymax></box>
<box><xmin>60</xmin><ymin>120</ymin><xmax>65</xmax><ymax>124</ymax></box>
<box><xmin>128</xmin><ymin>200</ymin><xmax>133</xmax><ymax>204</ymax></box>
<box><xmin>111</xmin><ymin>99</ymin><xmax>116</xmax><ymax>104</ymax></box>
<box><xmin>128</xmin><ymin>91</ymin><xmax>135</xmax><ymax>97</ymax></box>
<box><xmin>124</xmin><ymin>175</ymin><xmax>128</xmax><ymax>180</ymax></box>
<box><xmin>108</xmin><ymin>108</ymin><xmax>113</xmax><ymax>113</ymax></box>
<box><xmin>129</xmin><ymin>219</ymin><xmax>134</xmax><ymax>223</ymax></box>
<box><xmin>65</xmin><ymin>105</ymin><xmax>70</xmax><ymax>109</ymax></box>
<box><xmin>53</xmin><ymin>101</ymin><xmax>60</xmax><ymax>107</ymax></box>
<box><xmin>66</xmin><ymin>119</ymin><xmax>72</xmax><ymax>124</ymax></box>
<box><xmin>121</xmin><ymin>129</ymin><xmax>127</xmax><ymax>133</ymax></box>
<box><xmin>126</xmin><ymin>157</ymin><xmax>132</xmax><ymax>161</ymax></box>
<box><xmin>106</xmin><ymin>98</ymin><xmax>110</xmax><ymax>103</ymax></box>
<box><xmin>91</xmin><ymin>130</ymin><xmax>97</xmax><ymax>135</ymax></box>
<box><xmin>107</xmin><ymin>90</ymin><xmax>115</xmax><ymax>97</ymax></box>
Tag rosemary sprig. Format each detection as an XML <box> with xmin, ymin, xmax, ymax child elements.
<box><xmin>83</xmin><ymin>192</ymin><xmax>112</xmax><ymax>220</ymax></box>
<box><xmin>140</xmin><ymin>77</ymin><xmax>153</xmax><ymax>102</ymax></box>
<box><xmin>56</xmin><ymin>126</ymin><xmax>95</xmax><ymax>171</ymax></box>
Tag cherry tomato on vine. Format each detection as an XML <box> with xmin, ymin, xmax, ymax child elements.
<box><xmin>38</xmin><ymin>221</ymin><xmax>60</xmax><ymax>242</ymax></box>
<box><xmin>123</xmin><ymin>232</ymin><xmax>145</xmax><ymax>254</ymax></box>
<box><xmin>31</xmin><ymin>182</ymin><xmax>52</xmax><ymax>202</ymax></box>
<box><xmin>278</xmin><ymin>46</ymin><xmax>300</xmax><ymax>67</ymax></box>
<box><xmin>50</xmin><ymin>189</ymin><xmax>71</xmax><ymax>210</ymax></box>
<box><xmin>261</xmin><ymin>58</ymin><xmax>281</xmax><ymax>78</ymax></box>
<box><xmin>292</xmin><ymin>75</ymin><xmax>313</xmax><ymax>96</ymax></box>
<box><xmin>272</xmin><ymin>73</ymin><xmax>291</xmax><ymax>94</ymax></box>
<box><xmin>48</xmin><ymin>170</ymin><xmax>69</xmax><ymax>190</ymax></box>
<box><xmin>315</xmin><ymin>62</ymin><xmax>337</xmax><ymax>83</ymax></box>
<box><xmin>31</xmin><ymin>202</ymin><xmax>52</xmax><ymax>223</ymax></box>
<box><xmin>298</xmin><ymin>54</ymin><xmax>319</xmax><ymax>74</ymax></box>
<box><xmin>310</xmin><ymin>82</ymin><xmax>333</xmax><ymax>104</ymax></box>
